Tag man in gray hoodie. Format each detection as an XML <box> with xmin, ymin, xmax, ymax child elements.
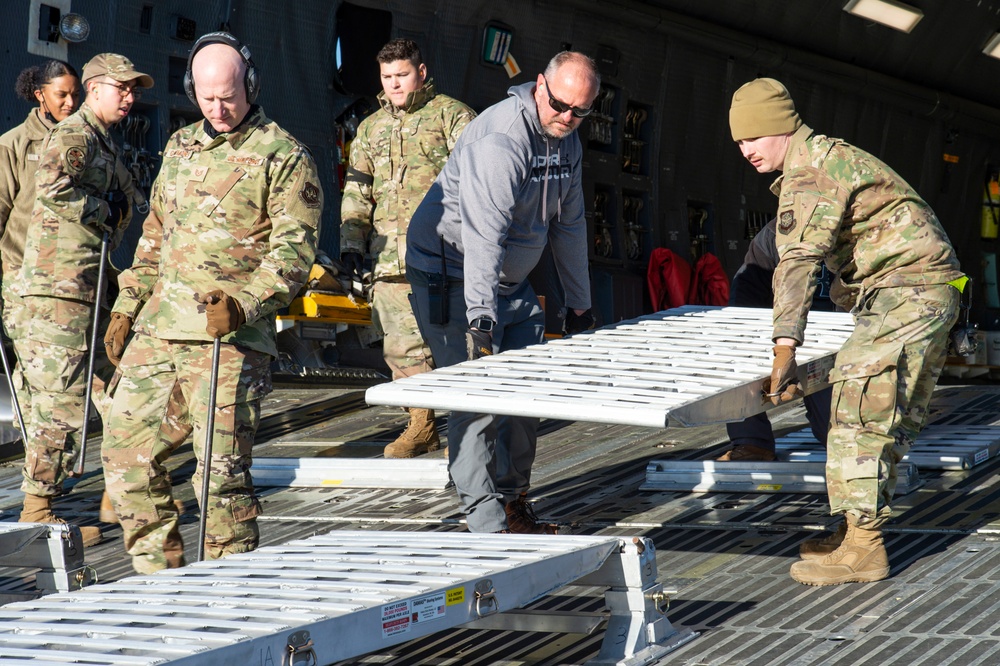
<box><xmin>406</xmin><ymin>51</ymin><xmax>599</xmax><ymax>534</ymax></box>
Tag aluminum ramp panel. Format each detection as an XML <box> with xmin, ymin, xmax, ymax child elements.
<box><xmin>365</xmin><ymin>306</ymin><xmax>855</xmax><ymax>428</ymax></box>
<box><xmin>0</xmin><ymin>530</ymin><xmax>697</xmax><ymax>666</ymax></box>
<box><xmin>774</xmin><ymin>424</ymin><xmax>1000</xmax><ymax>470</ymax></box>
<box><xmin>640</xmin><ymin>460</ymin><xmax>922</xmax><ymax>494</ymax></box>
<box><xmin>252</xmin><ymin>457</ymin><xmax>451</xmax><ymax>489</ymax></box>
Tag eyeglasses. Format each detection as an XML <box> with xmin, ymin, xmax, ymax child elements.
<box><xmin>542</xmin><ymin>76</ymin><xmax>592</xmax><ymax>118</ymax></box>
<box><xmin>96</xmin><ymin>81</ymin><xmax>142</xmax><ymax>101</ymax></box>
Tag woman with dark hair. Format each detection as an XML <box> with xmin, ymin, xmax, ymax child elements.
<box><xmin>0</xmin><ymin>60</ymin><xmax>100</xmax><ymax>546</ymax></box>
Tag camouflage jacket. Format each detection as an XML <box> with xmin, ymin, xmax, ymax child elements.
<box><xmin>0</xmin><ymin>109</ymin><xmax>54</xmax><ymax>277</ymax></box>
<box><xmin>20</xmin><ymin>103</ymin><xmax>135</xmax><ymax>303</ymax></box>
<box><xmin>771</xmin><ymin>124</ymin><xmax>962</xmax><ymax>342</ymax></box>
<box><xmin>113</xmin><ymin>106</ymin><xmax>322</xmax><ymax>357</ymax></box>
<box><xmin>340</xmin><ymin>82</ymin><xmax>474</xmax><ymax>280</ymax></box>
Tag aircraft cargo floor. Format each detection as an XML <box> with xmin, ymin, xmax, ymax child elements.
<box><xmin>2</xmin><ymin>382</ymin><xmax>1000</xmax><ymax>666</ymax></box>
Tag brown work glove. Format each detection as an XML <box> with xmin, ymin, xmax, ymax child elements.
<box><xmin>202</xmin><ymin>290</ymin><xmax>246</xmax><ymax>338</ymax></box>
<box><xmin>762</xmin><ymin>344</ymin><xmax>803</xmax><ymax>406</ymax></box>
<box><xmin>103</xmin><ymin>312</ymin><xmax>132</xmax><ymax>367</ymax></box>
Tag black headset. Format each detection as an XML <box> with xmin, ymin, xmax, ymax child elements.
<box><xmin>183</xmin><ymin>31</ymin><xmax>260</xmax><ymax>105</ymax></box>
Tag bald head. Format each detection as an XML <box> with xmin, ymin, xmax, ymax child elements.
<box><xmin>191</xmin><ymin>42</ymin><xmax>251</xmax><ymax>132</ymax></box>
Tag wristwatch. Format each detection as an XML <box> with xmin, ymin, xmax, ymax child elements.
<box><xmin>470</xmin><ymin>317</ymin><xmax>495</xmax><ymax>332</ymax></box>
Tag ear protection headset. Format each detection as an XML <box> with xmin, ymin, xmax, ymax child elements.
<box><xmin>183</xmin><ymin>31</ymin><xmax>260</xmax><ymax>105</ymax></box>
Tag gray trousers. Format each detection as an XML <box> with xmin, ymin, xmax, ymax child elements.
<box><xmin>408</xmin><ymin>266</ymin><xmax>545</xmax><ymax>532</ymax></box>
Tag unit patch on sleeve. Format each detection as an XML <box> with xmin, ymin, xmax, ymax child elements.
<box><xmin>65</xmin><ymin>146</ymin><xmax>86</xmax><ymax>173</ymax></box>
<box><xmin>300</xmin><ymin>182</ymin><xmax>321</xmax><ymax>208</ymax></box>
<box><xmin>778</xmin><ymin>210</ymin><xmax>796</xmax><ymax>234</ymax></box>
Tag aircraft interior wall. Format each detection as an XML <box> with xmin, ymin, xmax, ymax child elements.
<box><xmin>2</xmin><ymin>0</ymin><xmax>999</xmax><ymax>326</ymax></box>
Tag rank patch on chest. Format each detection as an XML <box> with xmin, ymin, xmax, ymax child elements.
<box><xmin>65</xmin><ymin>146</ymin><xmax>86</xmax><ymax>172</ymax></box>
<box><xmin>778</xmin><ymin>210</ymin><xmax>796</xmax><ymax>234</ymax></box>
<box><xmin>300</xmin><ymin>182</ymin><xmax>321</xmax><ymax>208</ymax></box>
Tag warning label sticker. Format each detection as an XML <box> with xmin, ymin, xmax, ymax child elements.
<box><xmin>381</xmin><ymin>600</ymin><xmax>411</xmax><ymax>638</ymax></box>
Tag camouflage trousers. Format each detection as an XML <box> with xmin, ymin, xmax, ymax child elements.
<box><xmin>17</xmin><ymin>295</ymin><xmax>113</xmax><ymax>496</ymax></box>
<box><xmin>1</xmin><ymin>279</ymin><xmax>30</xmax><ymax>438</ymax></box>
<box><xmin>102</xmin><ymin>333</ymin><xmax>272</xmax><ymax>573</ymax></box>
<box><xmin>372</xmin><ymin>279</ymin><xmax>434</xmax><ymax>380</ymax></box>
<box><xmin>826</xmin><ymin>284</ymin><xmax>958</xmax><ymax>526</ymax></box>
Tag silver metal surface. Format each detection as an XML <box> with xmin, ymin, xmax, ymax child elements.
<box><xmin>777</xmin><ymin>424</ymin><xmax>1000</xmax><ymax>470</ymax></box>
<box><xmin>0</xmin><ymin>523</ymin><xmax>89</xmax><ymax>596</ymax></box>
<box><xmin>252</xmin><ymin>457</ymin><xmax>451</xmax><ymax>488</ymax></box>
<box><xmin>640</xmin><ymin>460</ymin><xmax>922</xmax><ymax>495</ymax></box>
<box><xmin>365</xmin><ymin>306</ymin><xmax>855</xmax><ymax>428</ymax></box>
<box><xmin>0</xmin><ymin>530</ymin><xmax>694</xmax><ymax>666</ymax></box>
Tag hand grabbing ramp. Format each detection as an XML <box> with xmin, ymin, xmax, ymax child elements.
<box><xmin>366</xmin><ymin>306</ymin><xmax>855</xmax><ymax>427</ymax></box>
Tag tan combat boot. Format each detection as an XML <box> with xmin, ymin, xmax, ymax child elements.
<box><xmin>799</xmin><ymin>520</ymin><xmax>847</xmax><ymax>560</ymax></box>
<box><xmin>20</xmin><ymin>493</ymin><xmax>102</xmax><ymax>547</ymax></box>
<box><xmin>789</xmin><ymin>522</ymin><xmax>890</xmax><ymax>586</ymax></box>
<box><xmin>383</xmin><ymin>408</ymin><xmax>441</xmax><ymax>458</ymax></box>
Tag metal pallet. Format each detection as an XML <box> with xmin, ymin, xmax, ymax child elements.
<box><xmin>0</xmin><ymin>522</ymin><xmax>93</xmax><ymax>603</ymax></box>
<box><xmin>640</xmin><ymin>460</ymin><xmax>922</xmax><ymax>494</ymax></box>
<box><xmin>0</xmin><ymin>530</ymin><xmax>698</xmax><ymax>666</ymax></box>
<box><xmin>776</xmin><ymin>424</ymin><xmax>1000</xmax><ymax>470</ymax></box>
<box><xmin>252</xmin><ymin>457</ymin><xmax>451</xmax><ymax>488</ymax></box>
<box><xmin>365</xmin><ymin>306</ymin><xmax>854</xmax><ymax>428</ymax></box>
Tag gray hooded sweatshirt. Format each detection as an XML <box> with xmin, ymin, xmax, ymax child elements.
<box><xmin>406</xmin><ymin>81</ymin><xmax>591</xmax><ymax>324</ymax></box>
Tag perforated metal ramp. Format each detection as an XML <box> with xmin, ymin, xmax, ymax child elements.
<box><xmin>0</xmin><ymin>530</ymin><xmax>697</xmax><ymax>666</ymax></box>
<box><xmin>776</xmin><ymin>424</ymin><xmax>1000</xmax><ymax>470</ymax></box>
<box><xmin>365</xmin><ymin>306</ymin><xmax>854</xmax><ymax>428</ymax></box>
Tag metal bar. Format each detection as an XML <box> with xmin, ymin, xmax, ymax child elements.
<box><xmin>196</xmin><ymin>338</ymin><xmax>221</xmax><ymax>563</ymax></box>
<box><xmin>640</xmin><ymin>460</ymin><xmax>922</xmax><ymax>495</ymax></box>
<box><xmin>775</xmin><ymin>424</ymin><xmax>1000</xmax><ymax>470</ymax></box>
<box><xmin>366</xmin><ymin>307</ymin><xmax>854</xmax><ymax>428</ymax></box>
<box><xmin>251</xmin><ymin>457</ymin><xmax>450</xmax><ymax>488</ymax></box>
<box><xmin>73</xmin><ymin>230</ymin><xmax>110</xmax><ymax>477</ymax></box>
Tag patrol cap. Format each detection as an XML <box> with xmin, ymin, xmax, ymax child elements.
<box><xmin>82</xmin><ymin>53</ymin><xmax>154</xmax><ymax>88</ymax></box>
<box><xmin>729</xmin><ymin>77</ymin><xmax>801</xmax><ymax>141</ymax></box>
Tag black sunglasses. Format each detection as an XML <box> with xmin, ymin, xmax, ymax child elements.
<box><xmin>542</xmin><ymin>76</ymin><xmax>592</xmax><ymax>118</ymax></box>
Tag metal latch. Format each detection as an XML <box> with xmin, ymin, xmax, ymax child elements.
<box><xmin>474</xmin><ymin>578</ymin><xmax>499</xmax><ymax>618</ymax></box>
<box><xmin>282</xmin><ymin>630</ymin><xmax>317</xmax><ymax>666</ymax></box>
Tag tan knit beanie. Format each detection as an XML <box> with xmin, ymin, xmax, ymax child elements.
<box><xmin>729</xmin><ymin>78</ymin><xmax>802</xmax><ymax>141</ymax></box>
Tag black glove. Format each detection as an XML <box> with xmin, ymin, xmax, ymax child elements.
<box><xmin>103</xmin><ymin>190</ymin><xmax>130</xmax><ymax>232</ymax></box>
<box><xmin>564</xmin><ymin>308</ymin><xmax>596</xmax><ymax>335</ymax></box>
<box><xmin>466</xmin><ymin>327</ymin><xmax>493</xmax><ymax>361</ymax></box>
<box><xmin>341</xmin><ymin>252</ymin><xmax>364</xmax><ymax>281</ymax></box>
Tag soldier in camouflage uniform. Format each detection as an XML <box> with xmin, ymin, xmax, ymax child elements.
<box><xmin>16</xmin><ymin>54</ymin><xmax>151</xmax><ymax>547</ymax></box>
<box><xmin>101</xmin><ymin>33</ymin><xmax>321</xmax><ymax>574</ymax></box>
<box><xmin>0</xmin><ymin>60</ymin><xmax>80</xmax><ymax>443</ymax></box>
<box><xmin>730</xmin><ymin>78</ymin><xmax>964</xmax><ymax>586</ymax></box>
<box><xmin>340</xmin><ymin>38</ymin><xmax>474</xmax><ymax>458</ymax></box>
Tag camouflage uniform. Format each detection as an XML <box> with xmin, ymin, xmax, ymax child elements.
<box><xmin>17</xmin><ymin>103</ymin><xmax>134</xmax><ymax>496</ymax></box>
<box><xmin>771</xmin><ymin>124</ymin><xmax>963</xmax><ymax>526</ymax></box>
<box><xmin>0</xmin><ymin>109</ymin><xmax>56</xmax><ymax>435</ymax></box>
<box><xmin>102</xmin><ymin>106</ymin><xmax>321</xmax><ymax>573</ymax></box>
<box><xmin>340</xmin><ymin>82</ymin><xmax>474</xmax><ymax>379</ymax></box>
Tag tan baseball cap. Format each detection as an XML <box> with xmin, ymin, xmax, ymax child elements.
<box><xmin>82</xmin><ymin>53</ymin><xmax>154</xmax><ymax>88</ymax></box>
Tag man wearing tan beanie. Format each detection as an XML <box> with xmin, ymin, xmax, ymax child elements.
<box><xmin>729</xmin><ymin>77</ymin><xmax>966</xmax><ymax>586</ymax></box>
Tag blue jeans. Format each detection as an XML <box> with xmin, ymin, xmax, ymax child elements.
<box><xmin>408</xmin><ymin>266</ymin><xmax>546</xmax><ymax>532</ymax></box>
